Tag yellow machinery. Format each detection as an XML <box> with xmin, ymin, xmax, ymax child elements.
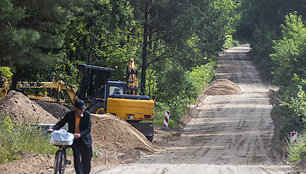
<box><xmin>127</xmin><ymin>58</ymin><xmax>139</xmax><ymax>95</ymax></box>
<box><xmin>104</xmin><ymin>58</ymin><xmax>154</xmax><ymax>141</ymax></box>
<box><xmin>107</xmin><ymin>98</ymin><xmax>154</xmax><ymax>121</ymax></box>
<box><xmin>16</xmin><ymin>78</ymin><xmax>78</xmax><ymax>105</ymax></box>
<box><xmin>17</xmin><ymin>63</ymin><xmax>155</xmax><ymax>141</ymax></box>
<box><xmin>0</xmin><ymin>76</ymin><xmax>12</xmax><ymax>98</ymax></box>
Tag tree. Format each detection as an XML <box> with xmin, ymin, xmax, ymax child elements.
<box><xmin>130</xmin><ymin>0</ymin><xmax>240</xmax><ymax>94</ymax></box>
<box><xmin>61</xmin><ymin>0</ymin><xmax>137</xmax><ymax>80</ymax></box>
<box><xmin>236</xmin><ymin>0</ymin><xmax>306</xmax><ymax>77</ymax></box>
<box><xmin>270</xmin><ymin>13</ymin><xmax>306</xmax><ymax>86</ymax></box>
<box><xmin>0</xmin><ymin>0</ymin><xmax>73</xmax><ymax>83</ymax></box>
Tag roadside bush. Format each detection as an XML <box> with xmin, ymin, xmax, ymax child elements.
<box><xmin>287</xmin><ymin>132</ymin><xmax>306</xmax><ymax>162</ymax></box>
<box><xmin>270</xmin><ymin>13</ymin><xmax>306</xmax><ymax>86</ymax></box>
<box><xmin>269</xmin><ymin>13</ymin><xmax>306</xmax><ymax>162</ymax></box>
<box><xmin>278</xmin><ymin>75</ymin><xmax>305</xmax><ymax>139</ymax></box>
<box><xmin>0</xmin><ymin>66</ymin><xmax>13</xmax><ymax>78</ymax></box>
<box><xmin>223</xmin><ymin>35</ymin><xmax>240</xmax><ymax>49</ymax></box>
<box><xmin>152</xmin><ymin>61</ymin><xmax>215</xmax><ymax>127</ymax></box>
<box><xmin>0</xmin><ymin>112</ymin><xmax>57</xmax><ymax>164</ymax></box>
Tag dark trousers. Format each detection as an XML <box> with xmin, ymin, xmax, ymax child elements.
<box><xmin>72</xmin><ymin>138</ymin><xmax>92</xmax><ymax>174</ymax></box>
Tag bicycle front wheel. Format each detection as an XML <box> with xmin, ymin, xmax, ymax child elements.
<box><xmin>54</xmin><ymin>150</ymin><xmax>67</xmax><ymax>174</ymax></box>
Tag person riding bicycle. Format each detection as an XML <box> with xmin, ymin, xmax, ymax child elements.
<box><xmin>48</xmin><ymin>99</ymin><xmax>92</xmax><ymax>174</ymax></box>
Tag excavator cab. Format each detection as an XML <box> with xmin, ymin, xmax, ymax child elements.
<box><xmin>77</xmin><ymin>64</ymin><xmax>117</xmax><ymax>113</ymax></box>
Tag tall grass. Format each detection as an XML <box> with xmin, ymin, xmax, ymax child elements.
<box><xmin>287</xmin><ymin>132</ymin><xmax>306</xmax><ymax>162</ymax></box>
<box><xmin>0</xmin><ymin>112</ymin><xmax>57</xmax><ymax>164</ymax></box>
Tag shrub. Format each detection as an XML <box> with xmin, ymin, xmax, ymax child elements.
<box><xmin>0</xmin><ymin>66</ymin><xmax>13</xmax><ymax>78</ymax></box>
<box><xmin>287</xmin><ymin>132</ymin><xmax>306</xmax><ymax>162</ymax></box>
<box><xmin>152</xmin><ymin>61</ymin><xmax>215</xmax><ymax>127</ymax></box>
<box><xmin>0</xmin><ymin>112</ymin><xmax>57</xmax><ymax>164</ymax></box>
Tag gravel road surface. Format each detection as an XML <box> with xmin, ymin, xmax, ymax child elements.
<box><xmin>92</xmin><ymin>44</ymin><xmax>301</xmax><ymax>174</ymax></box>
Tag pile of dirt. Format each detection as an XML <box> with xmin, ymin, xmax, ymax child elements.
<box><xmin>0</xmin><ymin>151</ymin><xmax>55</xmax><ymax>174</ymax></box>
<box><xmin>0</xmin><ymin>90</ymin><xmax>58</xmax><ymax>124</ymax></box>
<box><xmin>35</xmin><ymin>100</ymin><xmax>70</xmax><ymax>119</ymax></box>
<box><xmin>91</xmin><ymin>114</ymin><xmax>157</xmax><ymax>153</ymax></box>
<box><xmin>202</xmin><ymin>79</ymin><xmax>241</xmax><ymax>95</ymax></box>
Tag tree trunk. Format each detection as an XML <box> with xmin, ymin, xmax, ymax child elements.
<box><xmin>141</xmin><ymin>2</ymin><xmax>149</xmax><ymax>95</ymax></box>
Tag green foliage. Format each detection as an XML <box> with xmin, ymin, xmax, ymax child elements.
<box><xmin>279</xmin><ymin>76</ymin><xmax>306</xmax><ymax>132</ymax></box>
<box><xmin>287</xmin><ymin>132</ymin><xmax>306</xmax><ymax>162</ymax></box>
<box><xmin>151</xmin><ymin>61</ymin><xmax>215</xmax><ymax>125</ymax></box>
<box><xmin>0</xmin><ymin>66</ymin><xmax>13</xmax><ymax>78</ymax></box>
<box><xmin>277</xmin><ymin>75</ymin><xmax>305</xmax><ymax>141</ymax></box>
<box><xmin>53</xmin><ymin>58</ymin><xmax>83</xmax><ymax>88</ymax></box>
<box><xmin>223</xmin><ymin>35</ymin><xmax>240</xmax><ymax>49</ymax></box>
<box><xmin>270</xmin><ymin>14</ymin><xmax>306</xmax><ymax>143</ymax></box>
<box><xmin>187</xmin><ymin>62</ymin><xmax>216</xmax><ymax>99</ymax></box>
<box><xmin>283</xmin><ymin>80</ymin><xmax>306</xmax><ymax>123</ymax></box>
<box><xmin>270</xmin><ymin>13</ymin><xmax>306</xmax><ymax>86</ymax></box>
<box><xmin>62</xmin><ymin>0</ymin><xmax>137</xmax><ymax>80</ymax></box>
<box><xmin>0</xmin><ymin>0</ymin><xmax>73</xmax><ymax>81</ymax></box>
<box><xmin>237</xmin><ymin>0</ymin><xmax>306</xmax><ymax>78</ymax></box>
<box><xmin>0</xmin><ymin>112</ymin><xmax>57</xmax><ymax>164</ymax></box>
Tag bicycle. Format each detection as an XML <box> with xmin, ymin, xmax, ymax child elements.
<box><xmin>53</xmin><ymin>145</ymin><xmax>71</xmax><ymax>174</ymax></box>
<box><xmin>49</xmin><ymin>129</ymin><xmax>74</xmax><ymax>174</ymax></box>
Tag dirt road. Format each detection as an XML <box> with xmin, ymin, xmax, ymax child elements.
<box><xmin>92</xmin><ymin>44</ymin><xmax>300</xmax><ymax>174</ymax></box>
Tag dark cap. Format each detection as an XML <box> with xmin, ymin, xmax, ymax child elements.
<box><xmin>75</xmin><ymin>99</ymin><xmax>87</xmax><ymax>110</ymax></box>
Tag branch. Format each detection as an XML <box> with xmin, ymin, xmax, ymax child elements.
<box><xmin>145</xmin><ymin>50</ymin><xmax>179</xmax><ymax>68</ymax></box>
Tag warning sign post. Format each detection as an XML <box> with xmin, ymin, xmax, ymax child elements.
<box><xmin>290</xmin><ymin>131</ymin><xmax>298</xmax><ymax>145</ymax></box>
<box><xmin>163</xmin><ymin>110</ymin><xmax>170</xmax><ymax>128</ymax></box>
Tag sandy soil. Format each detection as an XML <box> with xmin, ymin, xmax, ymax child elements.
<box><xmin>92</xmin><ymin>44</ymin><xmax>305</xmax><ymax>174</ymax></box>
<box><xmin>35</xmin><ymin>100</ymin><xmax>70</xmax><ymax>119</ymax></box>
<box><xmin>0</xmin><ymin>90</ymin><xmax>58</xmax><ymax>124</ymax></box>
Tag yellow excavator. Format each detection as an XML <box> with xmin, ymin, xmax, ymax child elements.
<box><xmin>16</xmin><ymin>61</ymin><xmax>155</xmax><ymax>141</ymax></box>
<box><xmin>0</xmin><ymin>76</ymin><xmax>12</xmax><ymax>98</ymax></box>
<box><xmin>0</xmin><ymin>67</ymin><xmax>13</xmax><ymax>98</ymax></box>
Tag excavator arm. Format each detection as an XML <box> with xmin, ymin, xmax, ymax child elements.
<box><xmin>127</xmin><ymin>58</ymin><xmax>139</xmax><ymax>95</ymax></box>
<box><xmin>16</xmin><ymin>79</ymin><xmax>78</xmax><ymax>104</ymax></box>
<box><xmin>0</xmin><ymin>76</ymin><xmax>11</xmax><ymax>98</ymax></box>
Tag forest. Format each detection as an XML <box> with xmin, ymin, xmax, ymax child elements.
<box><xmin>0</xmin><ymin>0</ymin><xmax>305</xmax><ymax>161</ymax></box>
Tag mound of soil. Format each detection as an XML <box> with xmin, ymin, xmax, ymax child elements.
<box><xmin>0</xmin><ymin>152</ymin><xmax>55</xmax><ymax>174</ymax></box>
<box><xmin>91</xmin><ymin>114</ymin><xmax>157</xmax><ymax>153</ymax></box>
<box><xmin>35</xmin><ymin>100</ymin><xmax>70</xmax><ymax>119</ymax></box>
<box><xmin>0</xmin><ymin>90</ymin><xmax>58</xmax><ymax>124</ymax></box>
<box><xmin>202</xmin><ymin>79</ymin><xmax>241</xmax><ymax>95</ymax></box>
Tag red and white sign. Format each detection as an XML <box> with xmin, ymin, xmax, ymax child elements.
<box><xmin>290</xmin><ymin>131</ymin><xmax>298</xmax><ymax>145</ymax></box>
<box><xmin>163</xmin><ymin>110</ymin><xmax>170</xmax><ymax>128</ymax></box>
